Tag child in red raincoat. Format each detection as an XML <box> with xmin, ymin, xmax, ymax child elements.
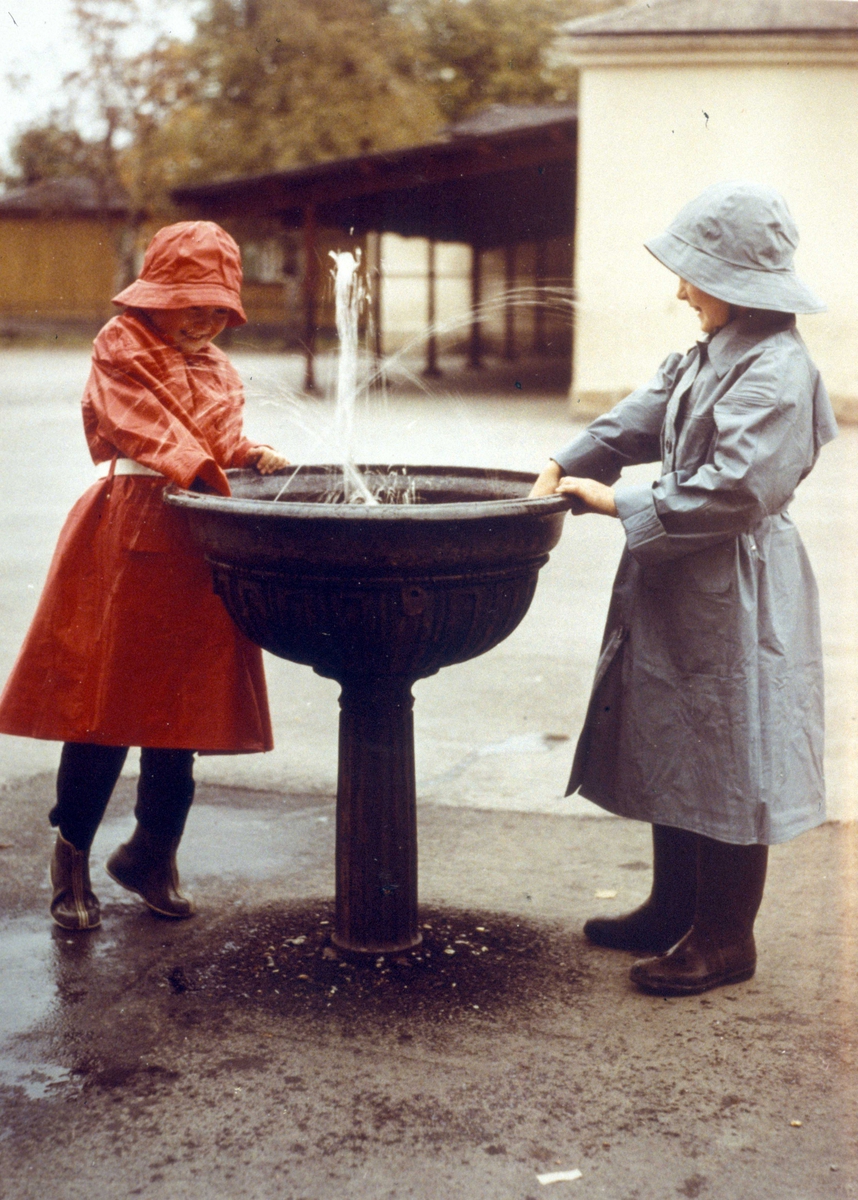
<box><xmin>0</xmin><ymin>220</ymin><xmax>289</xmax><ymax>931</ymax></box>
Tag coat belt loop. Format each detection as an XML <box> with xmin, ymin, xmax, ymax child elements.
<box><xmin>104</xmin><ymin>454</ymin><xmax>118</xmax><ymax>501</ymax></box>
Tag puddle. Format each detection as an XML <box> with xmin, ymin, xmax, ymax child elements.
<box><xmin>92</xmin><ymin>799</ymin><xmax>336</xmax><ymax>884</ymax></box>
<box><xmin>0</xmin><ymin>917</ymin><xmax>68</xmax><ymax>1098</ymax></box>
<box><xmin>421</xmin><ymin>731</ymin><xmax>570</xmax><ymax>786</ymax></box>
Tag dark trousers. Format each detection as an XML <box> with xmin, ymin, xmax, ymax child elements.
<box><xmin>50</xmin><ymin>743</ymin><xmax>195</xmax><ymax>853</ymax></box>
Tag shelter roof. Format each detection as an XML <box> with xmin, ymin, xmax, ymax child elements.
<box><xmin>172</xmin><ymin>105</ymin><xmax>576</xmax><ymax>249</ymax></box>
<box><xmin>446</xmin><ymin>103</ymin><xmax>577</xmax><ymax>137</ymax></box>
<box><xmin>0</xmin><ymin>176</ymin><xmax>128</xmax><ymax>216</ymax></box>
<box><xmin>561</xmin><ymin>0</ymin><xmax>858</xmax><ymax>35</ymax></box>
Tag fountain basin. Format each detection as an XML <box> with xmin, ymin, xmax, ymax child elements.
<box><xmin>166</xmin><ymin>465</ymin><xmax>569</xmax><ymax>952</ymax></box>
<box><xmin>168</xmin><ymin>465</ymin><xmax>569</xmax><ymax>680</ymax></box>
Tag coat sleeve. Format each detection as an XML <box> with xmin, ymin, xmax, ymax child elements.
<box><xmin>203</xmin><ymin>353</ymin><xmax>263</xmax><ymax>471</ymax></box>
<box><xmin>84</xmin><ymin>356</ymin><xmax>231</xmax><ymax>495</ymax></box>
<box><xmin>225</xmin><ymin>438</ymin><xmax>263</xmax><ymax>469</ymax></box>
<box><xmin>552</xmin><ymin>352</ymin><xmax>686</xmax><ymax>484</ymax></box>
<box><xmin>614</xmin><ymin>344</ymin><xmax>830</xmax><ymax>565</ymax></box>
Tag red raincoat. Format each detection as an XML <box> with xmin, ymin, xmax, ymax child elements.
<box><xmin>0</xmin><ymin>311</ymin><xmax>273</xmax><ymax>752</ymax></box>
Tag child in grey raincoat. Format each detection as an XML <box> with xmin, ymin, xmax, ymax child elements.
<box><xmin>531</xmin><ymin>181</ymin><xmax>837</xmax><ymax>996</ymax></box>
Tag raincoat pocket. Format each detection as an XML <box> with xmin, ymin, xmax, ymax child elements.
<box><xmin>641</xmin><ymin>539</ymin><xmax>736</xmax><ymax>595</ymax></box>
<box><xmin>683</xmin><ymin>539</ymin><xmax>737</xmax><ymax>593</ymax></box>
<box><xmin>638</xmin><ymin>540</ymin><xmax>741</xmax><ymax>677</ymax></box>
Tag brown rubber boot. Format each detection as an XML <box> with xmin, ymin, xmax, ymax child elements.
<box><xmin>630</xmin><ymin>837</ymin><xmax>768</xmax><ymax>996</ymax></box>
<box><xmin>50</xmin><ymin>832</ymin><xmax>101</xmax><ymax>930</ymax></box>
<box><xmin>106</xmin><ymin>824</ymin><xmax>194</xmax><ymax>919</ymax></box>
<box><xmin>583</xmin><ymin>824</ymin><xmax>699</xmax><ymax>954</ymax></box>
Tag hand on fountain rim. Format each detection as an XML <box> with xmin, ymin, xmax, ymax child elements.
<box><xmin>529</xmin><ymin>460</ymin><xmax>564</xmax><ymax>498</ymax></box>
<box><xmin>246</xmin><ymin>445</ymin><xmax>291</xmax><ymax>475</ymax></box>
<box><xmin>528</xmin><ymin>460</ymin><xmax>617</xmax><ymax>516</ymax></box>
<box><xmin>555</xmin><ymin>475</ymin><xmax>618</xmax><ymax>517</ymax></box>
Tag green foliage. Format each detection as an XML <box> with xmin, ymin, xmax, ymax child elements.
<box><xmin>408</xmin><ymin>0</ymin><xmax>584</xmax><ymax>122</ymax></box>
<box><xmin>144</xmin><ymin>0</ymin><xmax>442</xmax><ymax>187</ymax></box>
<box><xmin>4</xmin><ymin>0</ymin><xmax>621</xmax><ymax>213</ymax></box>
<box><xmin>5</xmin><ymin>123</ymin><xmax>112</xmax><ymax>188</ymax></box>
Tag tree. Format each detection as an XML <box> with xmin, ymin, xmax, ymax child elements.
<box><xmin>3</xmin><ymin>0</ymin><xmax>196</xmax><ymax>217</ymax></box>
<box><xmin>141</xmin><ymin>0</ymin><xmax>442</xmax><ymax>189</ymax></box>
<box><xmin>5</xmin><ymin>122</ymin><xmax>113</xmax><ymax>189</ymax></box>
<box><xmin>407</xmin><ymin>0</ymin><xmax>605</xmax><ymax>124</ymax></box>
<box><xmin>4</xmin><ymin>0</ymin><xmax>623</xmax><ymax>213</ymax></box>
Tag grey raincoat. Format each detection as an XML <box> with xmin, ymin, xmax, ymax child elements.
<box><xmin>555</xmin><ymin>314</ymin><xmax>838</xmax><ymax>845</ymax></box>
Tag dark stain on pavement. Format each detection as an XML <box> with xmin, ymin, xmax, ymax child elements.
<box><xmin>162</xmin><ymin>901</ymin><xmax>587</xmax><ymax>1030</ymax></box>
<box><xmin>2</xmin><ymin>899</ymin><xmax>589</xmax><ymax>1104</ymax></box>
<box><xmin>74</xmin><ymin>1061</ymin><xmax>181</xmax><ymax>1091</ymax></box>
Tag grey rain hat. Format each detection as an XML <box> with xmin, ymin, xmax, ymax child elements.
<box><xmin>645</xmin><ymin>181</ymin><xmax>825</xmax><ymax>314</ymax></box>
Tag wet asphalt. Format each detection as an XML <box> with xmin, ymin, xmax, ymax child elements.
<box><xmin>0</xmin><ymin>348</ymin><xmax>856</xmax><ymax>1199</ymax></box>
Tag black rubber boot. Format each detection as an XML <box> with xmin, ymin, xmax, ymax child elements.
<box><xmin>106</xmin><ymin>824</ymin><xmax>194</xmax><ymax>918</ymax></box>
<box><xmin>50</xmin><ymin>832</ymin><xmax>101</xmax><ymax>930</ymax></box>
<box><xmin>630</xmin><ymin>837</ymin><xmax>769</xmax><ymax>996</ymax></box>
<box><xmin>106</xmin><ymin>748</ymin><xmax>196</xmax><ymax>918</ymax></box>
<box><xmin>584</xmin><ymin>823</ymin><xmax>699</xmax><ymax>954</ymax></box>
<box><xmin>50</xmin><ymin>742</ymin><xmax>128</xmax><ymax>852</ymax></box>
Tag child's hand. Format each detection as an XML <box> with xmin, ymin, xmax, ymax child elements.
<box><xmin>247</xmin><ymin>446</ymin><xmax>291</xmax><ymax>474</ymax></box>
<box><xmin>556</xmin><ymin>476</ymin><xmax>618</xmax><ymax>517</ymax></box>
<box><xmin>529</xmin><ymin>461</ymin><xmax>563</xmax><ymax>497</ymax></box>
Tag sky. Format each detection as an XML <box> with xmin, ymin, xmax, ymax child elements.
<box><xmin>0</xmin><ymin>0</ymin><xmax>201</xmax><ymax>170</ymax></box>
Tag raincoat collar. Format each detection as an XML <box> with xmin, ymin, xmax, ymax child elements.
<box><xmin>705</xmin><ymin>312</ymin><xmax>796</xmax><ymax>379</ymax></box>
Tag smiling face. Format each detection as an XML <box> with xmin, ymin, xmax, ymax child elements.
<box><xmin>143</xmin><ymin>306</ymin><xmax>232</xmax><ymax>353</ymax></box>
<box><xmin>677</xmin><ymin>279</ymin><xmax>732</xmax><ymax>334</ymax></box>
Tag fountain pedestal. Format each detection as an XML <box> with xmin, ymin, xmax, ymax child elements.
<box><xmin>167</xmin><ymin>465</ymin><xmax>569</xmax><ymax>953</ymax></box>
<box><xmin>335</xmin><ymin>677</ymin><xmax>418</xmax><ymax>952</ymax></box>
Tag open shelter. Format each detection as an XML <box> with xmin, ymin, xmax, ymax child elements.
<box><xmin>172</xmin><ymin>105</ymin><xmax>577</xmax><ymax>389</ymax></box>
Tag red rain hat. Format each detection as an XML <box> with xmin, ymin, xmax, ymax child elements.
<box><xmin>112</xmin><ymin>221</ymin><xmax>247</xmax><ymax>326</ymax></box>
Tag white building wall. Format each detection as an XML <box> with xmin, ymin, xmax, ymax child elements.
<box><xmin>376</xmin><ymin>234</ymin><xmax>575</xmax><ymax>361</ymax></box>
<box><xmin>377</xmin><ymin>235</ymin><xmax>472</xmax><ymax>357</ymax></box>
<box><xmin>573</xmin><ymin>62</ymin><xmax>858</xmax><ymax>416</ymax></box>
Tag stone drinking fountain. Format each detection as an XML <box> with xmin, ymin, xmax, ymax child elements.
<box><xmin>166</xmin><ymin>250</ymin><xmax>570</xmax><ymax>954</ymax></box>
<box><xmin>167</xmin><ymin>464</ymin><xmax>569</xmax><ymax>954</ymax></box>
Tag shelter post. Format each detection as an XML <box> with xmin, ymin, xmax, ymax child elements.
<box><xmin>504</xmin><ymin>242</ymin><xmax>517</xmax><ymax>361</ymax></box>
<box><xmin>302</xmin><ymin>204</ymin><xmax>318</xmax><ymax>391</ymax></box>
<box><xmin>424</xmin><ymin>239</ymin><xmax>441</xmax><ymax>377</ymax></box>
<box><xmin>533</xmin><ymin>239</ymin><xmax>547</xmax><ymax>354</ymax></box>
<box><xmin>371</xmin><ymin>232</ymin><xmax>383</xmax><ymax>363</ymax></box>
<box><xmin>468</xmin><ymin>245</ymin><xmax>483</xmax><ymax>370</ymax></box>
